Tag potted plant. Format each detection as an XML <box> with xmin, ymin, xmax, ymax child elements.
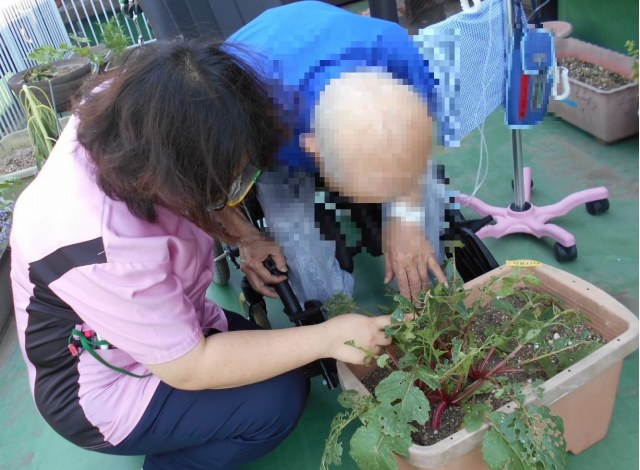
<box><xmin>101</xmin><ymin>17</ymin><xmax>132</xmax><ymax>71</ymax></box>
<box><xmin>321</xmin><ymin>263</ymin><xmax>638</xmax><ymax>470</ymax></box>
<box><xmin>549</xmin><ymin>37</ymin><xmax>638</xmax><ymax>144</ymax></box>
<box><xmin>0</xmin><ymin>85</ymin><xmax>59</xmax><ymax>342</ymax></box>
<box><xmin>7</xmin><ymin>37</ymin><xmax>97</xmax><ymax>113</ymax></box>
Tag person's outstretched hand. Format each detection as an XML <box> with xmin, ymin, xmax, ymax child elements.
<box><xmin>322</xmin><ymin>314</ymin><xmax>392</xmax><ymax>365</ymax></box>
<box><xmin>238</xmin><ymin>232</ymin><xmax>288</xmax><ymax>298</ymax></box>
<box><xmin>383</xmin><ymin>218</ymin><xmax>447</xmax><ymax>303</ymax></box>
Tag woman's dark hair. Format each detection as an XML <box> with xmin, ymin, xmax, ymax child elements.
<box><xmin>75</xmin><ymin>38</ymin><xmax>284</xmax><ymax>237</ymax></box>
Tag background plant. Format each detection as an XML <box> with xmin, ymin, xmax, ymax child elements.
<box><xmin>0</xmin><ymin>85</ymin><xmax>58</xmax><ymax>257</ymax></box>
<box><xmin>321</xmin><ymin>269</ymin><xmax>603</xmax><ymax>470</ymax></box>
<box><xmin>24</xmin><ymin>35</ymin><xmax>103</xmax><ymax>82</ymax></box>
<box><xmin>19</xmin><ymin>84</ymin><xmax>60</xmax><ymax>169</ymax></box>
<box><xmin>102</xmin><ymin>17</ymin><xmax>130</xmax><ymax>60</ymax></box>
<box><xmin>625</xmin><ymin>40</ymin><xmax>639</xmax><ymax>82</ymax></box>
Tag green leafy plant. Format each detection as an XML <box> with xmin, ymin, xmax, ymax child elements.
<box><xmin>102</xmin><ymin>17</ymin><xmax>130</xmax><ymax>59</ymax></box>
<box><xmin>24</xmin><ymin>35</ymin><xmax>104</xmax><ymax>82</ymax></box>
<box><xmin>0</xmin><ymin>85</ymin><xmax>59</xmax><ymax>255</ymax></box>
<box><xmin>19</xmin><ymin>85</ymin><xmax>59</xmax><ymax>169</ymax></box>
<box><xmin>321</xmin><ymin>270</ymin><xmax>604</xmax><ymax>470</ymax></box>
<box><xmin>625</xmin><ymin>40</ymin><xmax>639</xmax><ymax>82</ymax></box>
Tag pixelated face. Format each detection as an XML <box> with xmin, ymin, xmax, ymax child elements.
<box><xmin>311</xmin><ymin>132</ymin><xmax>430</xmax><ymax>203</ymax></box>
<box><xmin>309</xmin><ymin>71</ymin><xmax>433</xmax><ymax>203</ymax></box>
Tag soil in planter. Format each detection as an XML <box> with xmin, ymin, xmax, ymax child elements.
<box><xmin>0</xmin><ymin>148</ymin><xmax>36</xmax><ymax>176</ymax></box>
<box><xmin>23</xmin><ymin>63</ymin><xmax>85</xmax><ymax>83</ymax></box>
<box><xmin>559</xmin><ymin>57</ymin><xmax>634</xmax><ymax>90</ymax></box>
<box><xmin>361</xmin><ymin>291</ymin><xmax>606</xmax><ymax>447</ymax></box>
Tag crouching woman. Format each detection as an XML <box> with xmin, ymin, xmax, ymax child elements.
<box><xmin>10</xmin><ymin>39</ymin><xmax>391</xmax><ymax>470</ymax></box>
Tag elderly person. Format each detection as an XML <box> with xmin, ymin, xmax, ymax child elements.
<box><xmin>10</xmin><ymin>38</ymin><xmax>392</xmax><ymax>469</ymax></box>
<box><xmin>224</xmin><ymin>0</ymin><xmax>449</xmax><ymax>304</ymax></box>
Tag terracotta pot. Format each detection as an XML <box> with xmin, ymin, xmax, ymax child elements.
<box><xmin>337</xmin><ymin>264</ymin><xmax>639</xmax><ymax>470</ymax></box>
<box><xmin>549</xmin><ymin>37</ymin><xmax>638</xmax><ymax>144</ymax></box>
<box><xmin>542</xmin><ymin>20</ymin><xmax>573</xmax><ymax>38</ymax></box>
<box><xmin>8</xmin><ymin>57</ymin><xmax>92</xmax><ymax>113</ymax></box>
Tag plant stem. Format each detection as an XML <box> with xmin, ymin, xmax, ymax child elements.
<box><xmin>478</xmin><ymin>346</ymin><xmax>497</xmax><ymax>373</ymax></box>
<box><xmin>431</xmin><ymin>400</ymin><xmax>448</xmax><ymax>429</ymax></box>
<box><xmin>453</xmin><ymin>371</ymin><xmax>468</xmax><ymax>395</ymax></box>
<box><xmin>451</xmin><ymin>344</ymin><xmax>525</xmax><ymax>405</ymax></box>
<box><xmin>385</xmin><ymin>347</ymin><xmax>399</xmax><ymax>369</ymax></box>
<box><xmin>517</xmin><ymin>341</ymin><xmax>590</xmax><ymax>366</ymax></box>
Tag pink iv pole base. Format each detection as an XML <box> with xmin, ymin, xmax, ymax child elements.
<box><xmin>458</xmin><ymin>167</ymin><xmax>610</xmax><ymax>261</ymax></box>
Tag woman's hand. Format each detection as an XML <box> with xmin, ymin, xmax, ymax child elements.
<box><xmin>321</xmin><ymin>314</ymin><xmax>393</xmax><ymax>365</ymax></box>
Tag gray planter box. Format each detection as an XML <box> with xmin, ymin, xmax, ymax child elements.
<box><xmin>549</xmin><ymin>38</ymin><xmax>639</xmax><ymax>144</ymax></box>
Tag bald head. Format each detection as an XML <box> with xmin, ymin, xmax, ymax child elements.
<box><xmin>305</xmin><ymin>70</ymin><xmax>433</xmax><ymax>203</ymax></box>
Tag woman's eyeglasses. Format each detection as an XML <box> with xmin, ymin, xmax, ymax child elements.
<box><xmin>208</xmin><ymin>165</ymin><xmax>262</xmax><ymax>211</ymax></box>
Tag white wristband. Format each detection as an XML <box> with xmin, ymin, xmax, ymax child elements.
<box><xmin>389</xmin><ymin>201</ymin><xmax>425</xmax><ymax>225</ymax></box>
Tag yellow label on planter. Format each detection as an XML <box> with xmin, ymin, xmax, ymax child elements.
<box><xmin>506</xmin><ymin>259</ymin><xmax>543</xmax><ymax>267</ymax></box>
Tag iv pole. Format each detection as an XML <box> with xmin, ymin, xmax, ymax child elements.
<box><xmin>458</xmin><ymin>0</ymin><xmax>610</xmax><ymax>262</ymax></box>
<box><xmin>506</xmin><ymin>0</ymin><xmax>527</xmax><ymax>212</ymax></box>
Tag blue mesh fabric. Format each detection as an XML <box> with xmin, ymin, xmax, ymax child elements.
<box><xmin>415</xmin><ymin>0</ymin><xmax>509</xmax><ymax>146</ymax></box>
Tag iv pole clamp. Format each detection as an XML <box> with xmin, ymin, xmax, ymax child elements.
<box><xmin>263</xmin><ymin>257</ymin><xmax>340</xmax><ymax>390</ymax></box>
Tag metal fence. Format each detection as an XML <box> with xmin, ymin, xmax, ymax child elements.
<box><xmin>0</xmin><ymin>0</ymin><xmax>155</xmax><ymax>141</ymax></box>
<box><xmin>58</xmin><ymin>0</ymin><xmax>154</xmax><ymax>50</ymax></box>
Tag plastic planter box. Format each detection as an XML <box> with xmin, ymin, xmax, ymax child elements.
<box><xmin>549</xmin><ymin>37</ymin><xmax>638</xmax><ymax>144</ymax></box>
<box><xmin>337</xmin><ymin>264</ymin><xmax>639</xmax><ymax>470</ymax></box>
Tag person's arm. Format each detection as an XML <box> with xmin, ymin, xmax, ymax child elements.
<box><xmin>214</xmin><ymin>205</ymin><xmax>288</xmax><ymax>297</ymax></box>
<box><xmin>145</xmin><ymin>313</ymin><xmax>391</xmax><ymax>390</ymax></box>
<box><xmin>382</xmin><ymin>184</ymin><xmax>447</xmax><ymax>302</ymax></box>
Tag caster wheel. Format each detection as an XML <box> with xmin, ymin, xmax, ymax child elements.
<box><xmin>241</xmin><ymin>294</ymin><xmax>272</xmax><ymax>329</ymax></box>
<box><xmin>212</xmin><ymin>240</ymin><xmax>230</xmax><ymax>285</ymax></box>
<box><xmin>554</xmin><ymin>243</ymin><xmax>577</xmax><ymax>262</ymax></box>
<box><xmin>249</xmin><ymin>303</ymin><xmax>271</xmax><ymax>329</ymax></box>
<box><xmin>511</xmin><ymin>179</ymin><xmax>533</xmax><ymax>191</ymax></box>
<box><xmin>586</xmin><ymin>198</ymin><xmax>610</xmax><ymax>216</ymax></box>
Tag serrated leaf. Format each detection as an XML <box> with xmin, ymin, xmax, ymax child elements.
<box><xmin>463</xmin><ymin>403</ymin><xmax>492</xmax><ymax>431</ymax></box>
<box><xmin>519</xmin><ymin>405</ymin><xmax>567</xmax><ymax>469</ymax></box>
<box><xmin>350</xmin><ymin>424</ymin><xmax>411</xmax><ymax>470</ymax></box>
<box><xmin>496</xmin><ymin>279</ymin><xmax>518</xmax><ymax>299</ymax></box>
<box><xmin>394</xmin><ymin>295</ymin><xmax>418</xmax><ymax>317</ymax></box>
<box><xmin>483</xmin><ymin>426</ymin><xmax>527</xmax><ymax>470</ymax></box>
<box><xmin>521</xmin><ymin>274</ymin><xmax>541</xmax><ymax>286</ymax></box>
<box><xmin>338</xmin><ymin>390</ymin><xmax>364</xmax><ymax>409</ymax></box>
<box><xmin>414</xmin><ymin>367</ymin><xmax>441</xmax><ymax>390</ymax></box>
<box><xmin>450</xmin><ymin>337</ymin><xmax>465</xmax><ymax>363</ymax></box>
<box><xmin>391</xmin><ymin>307</ymin><xmax>405</xmax><ymax>322</ymax></box>
<box><xmin>362</xmin><ymin>404</ymin><xmax>416</xmax><ymax>437</ymax></box>
<box><xmin>375</xmin><ymin>371</ymin><xmax>430</xmax><ymax>426</ymax></box>
<box><xmin>492</xmin><ymin>298</ymin><xmax>517</xmax><ymax>316</ymax></box>
<box><xmin>523</xmin><ymin>328</ymin><xmax>542</xmax><ymax>343</ymax></box>
<box><xmin>377</xmin><ymin>354</ymin><xmax>390</xmax><ymax>368</ymax></box>
<box><xmin>397</xmin><ymin>351</ymin><xmax>418</xmax><ymax>369</ymax></box>
<box><xmin>485</xmin><ymin>406</ymin><xmax>567</xmax><ymax>470</ymax></box>
<box><xmin>455</xmin><ymin>300</ymin><xmax>469</xmax><ymax>317</ymax></box>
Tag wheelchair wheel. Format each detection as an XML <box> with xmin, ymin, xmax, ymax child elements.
<box><xmin>212</xmin><ymin>239</ymin><xmax>231</xmax><ymax>286</ymax></box>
